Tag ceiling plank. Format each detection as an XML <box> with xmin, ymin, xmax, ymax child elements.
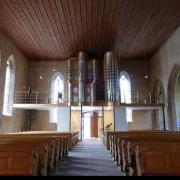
<box><xmin>0</xmin><ymin>0</ymin><xmax>179</xmax><ymax>60</ymax></box>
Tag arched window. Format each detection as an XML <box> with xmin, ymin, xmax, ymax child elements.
<box><xmin>51</xmin><ymin>73</ymin><xmax>64</xmax><ymax>104</ymax></box>
<box><xmin>50</xmin><ymin>73</ymin><xmax>64</xmax><ymax>123</ymax></box>
<box><xmin>120</xmin><ymin>71</ymin><xmax>132</xmax><ymax>122</ymax></box>
<box><xmin>120</xmin><ymin>71</ymin><xmax>131</xmax><ymax>103</ymax></box>
<box><xmin>3</xmin><ymin>55</ymin><xmax>15</xmax><ymax>116</ymax></box>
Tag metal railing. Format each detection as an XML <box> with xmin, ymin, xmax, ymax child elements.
<box><xmin>15</xmin><ymin>91</ymin><xmax>52</xmax><ymax>104</ymax></box>
<box><xmin>14</xmin><ymin>90</ymin><xmax>164</xmax><ymax>105</ymax></box>
<box><xmin>120</xmin><ymin>90</ymin><xmax>164</xmax><ymax>104</ymax></box>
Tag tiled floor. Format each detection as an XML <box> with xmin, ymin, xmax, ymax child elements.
<box><xmin>53</xmin><ymin>139</ymin><xmax>124</xmax><ymax>176</ymax></box>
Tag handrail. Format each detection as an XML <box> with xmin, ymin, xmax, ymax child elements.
<box><xmin>14</xmin><ymin>91</ymin><xmax>61</xmax><ymax>104</ymax></box>
<box><xmin>15</xmin><ymin>91</ymin><xmax>49</xmax><ymax>93</ymax></box>
<box><xmin>14</xmin><ymin>90</ymin><xmax>164</xmax><ymax>105</ymax></box>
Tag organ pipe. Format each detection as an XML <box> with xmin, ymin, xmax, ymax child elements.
<box><xmin>78</xmin><ymin>52</ymin><xmax>87</xmax><ymax>103</ymax></box>
<box><xmin>67</xmin><ymin>58</ymin><xmax>71</xmax><ymax>103</ymax></box>
<box><xmin>104</xmin><ymin>52</ymin><xmax>119</xmax><ymax>102</ymax></box>
<box><xmin>92</xmin><ymin>59</ymin><xmax>96</xmax><ymax>82</ymax></box>
<box><xmin>68</xmin><ymin>82</ymin><xmax>72</xmax><ymax>103</ymax></box>
<box><xmin>91</xmin><ymin>59</ymin><xmax>96</xmax><ymax>104</ymax></box>
<box><xmin>67</xmin><ymin>52</ymin><xmax>98</xmax><ymax>105</ymax></box>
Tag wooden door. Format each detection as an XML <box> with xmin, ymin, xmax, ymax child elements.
<box><xmin>90</xmin><ymin>116</ymin><xmax>98</xmax><ymax>138</ymax></box>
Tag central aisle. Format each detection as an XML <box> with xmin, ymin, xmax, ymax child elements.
<box><xmin>53</xmin><ymin>139</ymin><xmax>124</xmax><ymax>176</ymax></box>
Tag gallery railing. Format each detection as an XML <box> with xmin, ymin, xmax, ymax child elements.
<box><xmin>14</xmin><ymin>91</ymin><xmax>52</xmax><ymax>104</ymax></box>
<box><xmin>119</xmin><ymin>90</ymin><xmax>164</xmax><ymax>104</ymax></box>
<box><xmin>14</xmin><ymin>91</ymin><xmax>164</xmax><ymax>105</ymax></box>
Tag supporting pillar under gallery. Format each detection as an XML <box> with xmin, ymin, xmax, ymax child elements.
<box><xmin>114</xmin><ymin>107</ymin><xmax>128</xmax><ymax>131</ymax></box>
<box><xmin>57</xmin><ymin>107</ymin><xmax>71</xmax><ymax>131</ymax></box>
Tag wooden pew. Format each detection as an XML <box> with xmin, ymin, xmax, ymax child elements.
<box><xmin>1</xmin><ymin>135</ymin><xmax>68</xmax><ymax>174</ymax></box>
<box><xmin>135</xmin><ymin>144</ymin><xmax>180</xmax><ymax>176</ymax></box>
<box><xmin>120</xmin><ymin>135</ymin><xmax>180</xmax><ymax>173</ymax></box>
<box><xmin>0</xmin><ymin>131</ymin><xmax>79</xmax><ymax>176</ymax></box>
<box><xmin>13</xmin><ymin>131</ymin><xmax>79</xmax><ymax>150</ymax></box>
<box><xmin>11</xmin><ymin>132</ymin><xmax>74</xmax><ymax>160</ymax></box>
<box><xmin>108</xmin><ymin>131</ymin><xmax>180</xmax><ymax>161</ymax></box>
<box><xmin>0</xmin><ymin>143</ymin><xmax>39</xmax><ymax>176</ymax></box>
<box><xmin>101</xmin><ymin>131</ymin><xmax>111</xmax><ymax>150</ymax></box>
<box><xmin>0</xmin><ymin>136</ymin><xmax>55</xmax><ymax>176</ymax></box>
<box><xmin>125</xmin><ymin>141</ymin><xmax>180</xmax><ymax>176</ymax></box>
<box><xmin>122</xmin><ymin>133</ymin><xmax>180</xmax><ymax>174</ymax></box>
<box><xmin>106</xmin><ymin>131</ymin><xmax>180</xmax><ymax>176</ymax></box>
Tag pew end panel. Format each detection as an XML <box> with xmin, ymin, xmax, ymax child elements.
<box><xmin>136</xmin><ymin>147</ymin><xmax>180</xmax><ymax>176</ymax></box>
<box><xmin>0</xmin><ymin>146</ymin><xmax>39</xmax><ymax>176</ymax></box>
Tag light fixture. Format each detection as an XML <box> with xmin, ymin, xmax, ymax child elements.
<box><xmin>40</xmin><ymin>54</ymin><xmax>44</xmax><ymax>80</ymax></box>
<box><xmin>52</xmin><ymin>60</ymin><xmax>56</xmax><ymax>72</ymax></box>
<box><xmin>144</xmin><ymin>50</ymin><xmax>148</xmax><ymax>79</ymax></box>
<box><xmin>144</xmin><ymin>75</ymin><xmax>148</xmax><ymax>79</ymax></box>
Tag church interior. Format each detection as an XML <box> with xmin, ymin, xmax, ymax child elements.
<box><xmin>0</xmin><ymin>0</ymin><xmax>180</xmax><ymax>176</ymax></box>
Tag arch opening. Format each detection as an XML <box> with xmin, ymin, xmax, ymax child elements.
<box><xmin>168</xmin><ymin>65</ymin><xmax>180</xmax><ymax>131</ymax></box>
<box><xmin>175</xmin><ymin>72</ymin><xmax>180</xmax><ymax>130</ymax></box>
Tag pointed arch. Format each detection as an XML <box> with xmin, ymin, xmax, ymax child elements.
<box><xmin>168</xmin><ymin>64</ymin><xmax>180</xmax><ymax>131</ymax></box>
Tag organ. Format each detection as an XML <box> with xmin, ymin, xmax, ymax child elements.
<box><xmin>67</xmin><ymin>52</ymin><xmax>97</xmax><ymax>105</ymax></box>
<box><xmin>67</xmin><ymin>51</ymin><xmax>120</xmax><ymax>105</ymax></box>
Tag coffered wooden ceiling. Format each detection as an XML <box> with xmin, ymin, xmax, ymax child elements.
<box><xmin>0</xmin><ymin>0</ymin><xmax>180</xmax><ymax>60</ymax></box>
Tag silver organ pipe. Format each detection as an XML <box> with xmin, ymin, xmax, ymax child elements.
<box><xmin>104</xmin><ymin>52</ymin><xmax>119</xmax><ymax>102</ymax></box>
<box><xmin>78</xmin><ymin>52</ymin><xmax>87</xmax><ymax>103</ymax></box>
<box><xmin>67</xmin><ymin>52</ymin><xmax>98</xmax><ymax>105</ymax></box>
<box><xmin>67</xmin><ymin>58</ymin><xmax>72</xmax><ymax>103</ymax></box>
<box><xmin>91</xmin><ymin>59</ymin><xmax>96</xmax><ymax>105</ymax></box>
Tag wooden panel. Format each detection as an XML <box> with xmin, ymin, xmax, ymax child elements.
<box><xmin>0</xmin><ymin>151</ymin><xmax>32</xmax><ymax>175</ymax></box>
<box><xmin>90</xmin><ymin>116</ymin><xmax>98</xmax><ymax>138</ymax></box>
<box><xmin>12</xmin><ymin>154</ymin><xmax>30</xmax><ymax>171</ymax></box>
<box><xmin>170</xmin><ymin>155</ymin><xmax>180</xmax><ymax>170</ymax></box>
<box><xmin>142</xmin><ymin>152</ymin><xmax>180</xmax><ymax>174</ymax></box>
<box><xmin>0</xmin><ymin>154</ymin><xmax>9</xmax><ymax>170</ymax></box>
<box><xmin>143</xmin><ymin>152</ymin><xmax>168</xmax><ymax>172</ymax></box>
<box><xmin>0</xmin><ymin>0</ymin><xmax>180</xmax><ymax>60</ymax></box>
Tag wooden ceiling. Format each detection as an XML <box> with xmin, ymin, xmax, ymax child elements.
<box><xmin>0</xmin><ymin>0</ymin><xmax>180</xmax><ymax>60</ymax></box>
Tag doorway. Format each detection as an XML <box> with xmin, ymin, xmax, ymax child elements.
<box><xmin>83</xmin><ymin>114</ymin><xmax>91</xmax><ymax>139</ymax></box>
<box><xmin>82</xmin><ymin>112</ymin><xmax>99</xmax><ymax>139</ymax></box>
